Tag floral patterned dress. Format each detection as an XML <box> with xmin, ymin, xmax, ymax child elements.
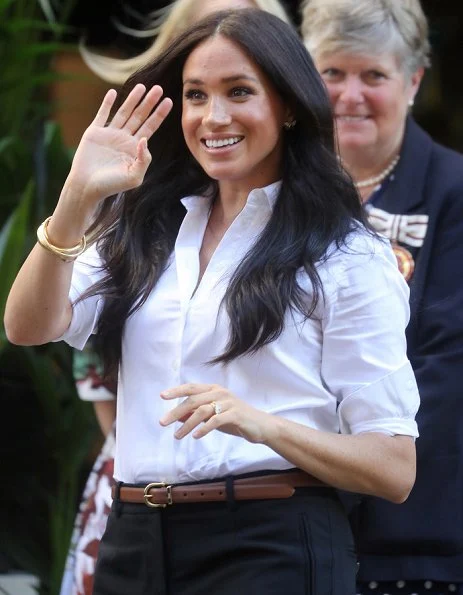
<box><xmin>60</xmin><ymin>344</ymin><xmax>116</xmax><ymax>595</ymax></box>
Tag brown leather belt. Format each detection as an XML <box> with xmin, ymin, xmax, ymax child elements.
<box><xmin>112</xmin><ymin>471</ymin><xmax>327</xmax><ymax>508</ymax></box>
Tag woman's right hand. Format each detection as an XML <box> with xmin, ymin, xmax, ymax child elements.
<box><xmin>67</xmin><ymin>83</ymin><xmax>173</xmax><ymax>207</ymax></box>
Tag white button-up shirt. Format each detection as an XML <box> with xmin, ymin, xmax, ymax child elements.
<box><xmin>58</xmin><ymin>182</ymin><xmax>419</xmax><ymax>484</ymax></box>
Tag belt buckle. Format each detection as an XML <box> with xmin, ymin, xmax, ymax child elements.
<box><xmin>143</xmin><ymin>482</ymin><xmax>173</xmax><ymax>508</ymax></box>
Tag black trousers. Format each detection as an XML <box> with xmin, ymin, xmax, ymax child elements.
<box><xmin>93</xmin><ymin>485</ymin><xmax>356</xmax><ymax>595</ymax></box>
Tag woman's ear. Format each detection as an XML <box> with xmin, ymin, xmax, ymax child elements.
<box><xmin>409</xmin><ymin>67</ymin><xmax>425</xmax><ymax>104</ymax></box>
<box><xmin>283</xmin><ymin>107</ymin><xmax>296</xmax><ymax>130</ymax></box>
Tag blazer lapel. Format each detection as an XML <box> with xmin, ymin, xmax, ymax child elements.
<box><xmin>376</xmin><ymin>117</ymin><xmax>433</xmax><ymax>214</ymax></box>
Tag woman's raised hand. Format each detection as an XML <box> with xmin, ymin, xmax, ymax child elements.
<box><xmin>68</xmin><ymin>83</ymin><xmax>173</xmax><ymax>204</ymax></box>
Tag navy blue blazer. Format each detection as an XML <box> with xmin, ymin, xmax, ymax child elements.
<box><xmin>353</xmin><ymin>117</ymin><xmax>463</xmax><ymax>581</ymax></box>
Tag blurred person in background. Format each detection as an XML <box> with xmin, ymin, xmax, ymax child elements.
<box><xmin>79</xmin><ymin>0</ymin><xmax>291</xmax><ymax>85</ymax></box>
<box><xmin>302</xmin><ymin>0</ymin><xmax>463</xmax><ymax>593</ymax></box>
<box><xmin>59</xmin><ymin>2</ymin><xmax>291</xmax><ymax>594</ymax></box>
<box><xmin>60</xmin><ymin>340</ymin><xmax>116</xmax><ymax>595</ymax></box>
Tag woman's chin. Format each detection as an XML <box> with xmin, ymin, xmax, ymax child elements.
<box><xmin>338</xmin><ymin>138</ymin><xmax>374</xmax><ymax>158</ymax></box>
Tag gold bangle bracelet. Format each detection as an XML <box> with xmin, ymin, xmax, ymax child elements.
<box><xmin>36</xmin><ymin>216</ymin><xmax>87</xmax><ymax>263</ymax></box>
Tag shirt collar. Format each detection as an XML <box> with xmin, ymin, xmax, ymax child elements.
<box><xmin>180</xmin><ymin>180</ymin><xmax>282</xmax><ymax>213</ymax></box>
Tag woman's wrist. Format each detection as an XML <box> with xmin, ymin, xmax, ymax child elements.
<box><xmin>46</xmin><ymin>181</ymin><xmax>102</xmax><ymax>247</ymax></box>
<box><xmin>37</xmin><ymin>216</ymin><xmax>87</xmax><ymax>262</ymax></box>
<box><xmin>260</xmin><ymin>411</ymin><xmax>283</xmax><ymax>447</ymax></box>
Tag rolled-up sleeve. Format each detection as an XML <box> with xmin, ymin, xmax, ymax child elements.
<box><xmin>53</xmin><ymin>244</ymin><xmax>105</xmax><ymax>350</ymax></box>
<box><xmin>320</xmin><ymin>234</ymin><xmax>420</xmax><ymax>437</ymax></box>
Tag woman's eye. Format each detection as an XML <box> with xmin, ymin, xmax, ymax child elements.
<box><xmin>321</xmin><ymin>68</ymin><xmax>342</xmax><ymax>81</ymax></box>
<box><xmin>366</xmin><ymin>71</ymin><xmax>386</xmax><ymax>82</ymax></box>
<box><xmin>184</xmin><ymin>89</ymin><xmax>205</xmax><ymax>101</ymax></box>
<box><xmin>230</xmin><ymin>87</ymin><xmax>252</xmax><ymax>98</ymax></box>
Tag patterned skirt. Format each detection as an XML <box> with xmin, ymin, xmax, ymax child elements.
<box><xmin>60</xmin><ymin>431</ymin><xmax>115</xmax><ymax>595</ymax></box>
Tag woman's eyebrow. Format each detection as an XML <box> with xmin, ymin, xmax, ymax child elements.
<box><xmin>183</xmin><ymin>74</ymin><xmax>258</xmax><ymax>86</ymax></box>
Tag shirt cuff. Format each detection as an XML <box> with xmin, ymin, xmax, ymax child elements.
<box><xmin>52</xmin><ymin>288</ymin><xmax>102</xmax><ymax>350</ymax></box>
<box><xmin>337</xmin><ymin>361</ymin><xmax>420</xmax><ymax>437</ymax></box>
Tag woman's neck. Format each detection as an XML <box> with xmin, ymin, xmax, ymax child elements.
<box><xmin>340</xmin><ymin>150</ymin><xmax>401</xmax><ymax>203</ymax></box>
<box><xmin>212</xmin><ymin>192</ymin><xmax>247</xmax><ymax>230</ymax></box>
<box><xmin>214</xmin><ymin>180</ymin><xmax>258</xmax><ymax>226</ymax></box>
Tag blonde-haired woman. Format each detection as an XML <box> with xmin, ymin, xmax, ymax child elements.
<box><xmin>80</xmin><ymin>0</ymin><xmax>291</xmax><ymax>85</ymax></box>
<box><xmin>302</xmin><ymin>0</ymin><xmax>463</xmax><ymax>593</ymax></box>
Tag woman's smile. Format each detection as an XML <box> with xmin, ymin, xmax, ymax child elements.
<box><xmin>201</xmin><ymin>135</ymin><xmax>245</xmax><ymax>150</ymax></box>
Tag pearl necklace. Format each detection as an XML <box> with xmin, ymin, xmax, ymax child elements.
<box><xmin>355</xmin><ymin>155</ymin><xmax>400</xmax><ymax>189</ymax></box>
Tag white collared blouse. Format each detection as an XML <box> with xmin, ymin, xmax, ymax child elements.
<box><xmin>58</xmin><ymin>182</ymin><xmax>419</xmax><ymax>484</ymax></box>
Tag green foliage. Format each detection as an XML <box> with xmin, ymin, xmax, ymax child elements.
<box><xmin>0</xmin><ymin>1</ymin><xmax>99</xmax><ymax>593</ymax></box>
<box><xmin>0</xmin><ymin>182</ymin><xmax>32</xmax><ymax>323</ymax></box>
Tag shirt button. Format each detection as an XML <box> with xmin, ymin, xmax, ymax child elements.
<box><xmin>172</xmin><ymin>359</ymin><xmax>180</xmax><ymax>372</ymax></box>
<box><xmin>368</xmin><ymin>582</ymin><xmax>378</xmax><ymax>589</ymax></box>
<box><xmin>424</xmin><ymin>581</ymin><xmax>433</xmax><ymax>590</ymax></box>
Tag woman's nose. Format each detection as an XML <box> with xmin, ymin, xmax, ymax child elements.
<box><xmin>338</xmin><ymin>77</ymin><xmax>364</xmax><ymax>104</ymax></box>
<box><xmin>203</xmin><ymin>97</ymin><xmax>232</xmax><ymax>127</ymax></box>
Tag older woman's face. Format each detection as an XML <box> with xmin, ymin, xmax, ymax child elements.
<box><xmin>194</xmin><ymin>0</ymin><xmax>256</xmax><ymax>22</ymax></box>
<box><xmin>315</xmin><ymin>51</ymin><xmax>422</xmax><ymax>161</ymax></box>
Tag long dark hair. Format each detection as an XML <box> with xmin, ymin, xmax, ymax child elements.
<box><xmin>84</xmin><ymin>9</ymin><xmax>366</xmax><ymax>378</ymax></box>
